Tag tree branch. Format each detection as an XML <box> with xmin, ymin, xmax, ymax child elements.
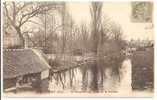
<box><xmin>16</xmin><ymin>2</ymin><xmax>32</xmax><ymax>14</ymax></box>
<box><xmin>4</xmin><ymin>2</ymin><xmax>16</xmax><ymax>28</ymax></box>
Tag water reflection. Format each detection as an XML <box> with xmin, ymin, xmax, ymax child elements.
<box><xmin>49</xmin><ymin>59</ymin><xmax>132</xmax><ymax>93</ymax></box>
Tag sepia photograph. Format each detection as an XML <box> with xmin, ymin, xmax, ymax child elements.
<box><xmin>2</xmin><ymin>1</ymin><xmax>154</xmax><ymax>97</ymax></box>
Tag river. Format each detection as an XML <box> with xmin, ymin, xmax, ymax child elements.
<box><xmin>49</xmin><ymin>58</ymin><xmax>132</xmax><ymax>93</ymax></box>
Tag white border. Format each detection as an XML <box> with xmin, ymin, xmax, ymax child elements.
<box><xmin>1</xmin><ymin>0</ymin><xmax>3</xmax><ymax>99</ymax></box>
<box><xmin>1</xmin><ymin>0</ymin><xmax>155</xmax><ymax>2</ymax></box>
<box><xmin>1</xmin><ymin>0</ymin><xmax>156</xmax><ymax>100</ymax></box>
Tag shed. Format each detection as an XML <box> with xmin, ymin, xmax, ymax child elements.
<box><xmin>3</xmin><ymin>49</ymin><xmax>51</xmax><ymax>92</ymax></box>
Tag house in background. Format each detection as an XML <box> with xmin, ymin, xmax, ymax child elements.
<box><xmin>3</xmin><ymin>32</ymin><xmax>21</xmax><ymax>49</ymax></box>
<box><xmin>3</xmin><ymin>49</ymin><xmax>51</xmax><ymax>93</ymax></box>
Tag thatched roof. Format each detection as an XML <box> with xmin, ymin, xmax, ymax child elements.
<box><xmin>3</xmin><ymin>49</ymin><xmax>51</xmax><ymax>79</ymax></box>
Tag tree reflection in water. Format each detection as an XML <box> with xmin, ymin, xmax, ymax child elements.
<box><xmin>49</xmin><ymin>57</ymin><xmax>126</xmax><ymax>93</ymax></box>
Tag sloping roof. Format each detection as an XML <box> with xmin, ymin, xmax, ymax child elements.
<box><xmin>3</xmin><ymin>49</ymin><xmax>51</xmax><ymax>79</ymax></box>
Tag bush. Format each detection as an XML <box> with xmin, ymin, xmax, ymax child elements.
<box><xmin>132</xmin><ymin>47</ymin><xmax>154</xmax><ymax>90</ymax></box>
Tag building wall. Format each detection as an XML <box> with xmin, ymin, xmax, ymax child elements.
<box><xmin>4</xmin><ymin>72</ymin><xmax>49</xmax><ymax>93</ymax></box>
<box><xmin>4</xmin><ymin>78</ymin><xmax>17</xmax><ymax>90</ymax></box>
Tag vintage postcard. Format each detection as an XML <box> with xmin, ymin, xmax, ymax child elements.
<box><xmin>2</xmin><ymin>0</ymin><xmax>154</xmax><ymax>97</ymax></box>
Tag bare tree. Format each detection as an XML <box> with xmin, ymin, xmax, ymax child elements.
<box><xmin>61</xmin><ymin>2</ymin><xmax>66</xmax><ymax>54</ymax></box>
<box><xmin>90</xmin><ymin>2</ymin><xmax>103</xmax><ymax>92</ymax></box>
<box><xmin>4</xmin><ymin>1</ymin><xmax>59</xmax><ymax>48</ymax></box>
<box><xmin>90</xmin><ymin>2</ymin><xmax>103</xmax><ymax>53</ymax></box>
<box><xmin>80</xmin><ymin>23</ymin><xmax>89</xmax><ymax>52</ymax></box>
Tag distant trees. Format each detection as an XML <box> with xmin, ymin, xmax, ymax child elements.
<box><xmin>80</xmin><ymin>23</ymin><xmax>90</xmax><ymax>53</ymax></box>
<box><xmin>35</xmin><ymin>5</ymin><xmax>62</xmax><ymax>53</ymax></box>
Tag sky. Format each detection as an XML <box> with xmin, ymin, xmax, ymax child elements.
<box><xmin>67</xmin><ymin>2</ymin><xmax>154</xmax><ymax>41</ymax></box>
<box><xmin>67</xmin><ymin>2</ymin><xmax>91</xmax><ymax>25</ymax></box>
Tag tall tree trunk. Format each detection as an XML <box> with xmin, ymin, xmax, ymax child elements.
<box><xmin>62</xmin><ymin>3</ymin><xmax>66</xmax><ymax>54</ymax></box>
<box><xmin>15</xmin><ymin>27</ymin><xmax>25</xmax><ymax>48</ymax></box>
<box><xmin>61</xmin><ymin>3</ymin><xmax>66</xmax><ymax>67</ymax></box>
<box><xmin>90</xmin><ymin>2</ymin><xmax>103</xmax><ymax>92</ymax></box>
